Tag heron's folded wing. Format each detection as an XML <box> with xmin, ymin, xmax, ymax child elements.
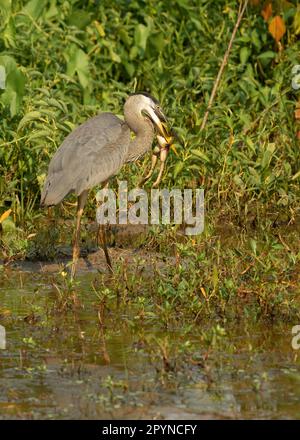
<box><xmin>41</xmin><ymin>113</ymin><xmax>130</xmax><ymax>206</ymax></box>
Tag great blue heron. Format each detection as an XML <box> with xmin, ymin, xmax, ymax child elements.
<box><xmin>40</xmin><ymin>93</ymin><xmax>173</xmax><ymax>278</ymax></box>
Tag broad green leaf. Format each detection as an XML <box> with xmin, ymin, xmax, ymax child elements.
<box><xmin>248</xmin><ymin>167</ymin><xmax>261</xmax><ymax>185</ymax></box>
<box><xmin>292</xmin><ymin>170</ymin><xmax>300</xmax><ymax>180</ymax></box>
<box><xmin>21</xmin><ymin>0</ymin><xmax>47</xmax><ymax>21</ymax></box>
<box><xmin>188</xmin><ymin>164</ymin><xmax>202</xmax><ymax>171</ymax></box>
<box><xmin>250</xmin><ymin>29</ymin><xmax>261</xmax><ymax>51</ymax></box>
<box><xmin>257</xmin><ymin>51</ymin><xmax>276</xmax><ymax>67</ymax></box>
<box><xmin>17</xmin><ymin>111</ymin><xmax>42</xmax><ymax>131</ymax></box>
<box><xmin>28</xmin><ymin>129</ymin><xmax>53</xmax><ymax>141</ymax></box>
<box><xmin>191</xmin><ymin>149</ymin><xmax>210</xmax><ymax>163</ymax></box>
<box><xmin>129</xmin><ymin>46</ymin><xmax>139</xmax><ymax>60</ymax></box>
<box><xmin>233</xmin><ymin>175</ymin><xmax>245</xmax><ymax>188</ymax></box>
<box><xmin>122</xmin><ymin>61</ymin><xmax>135</xmax><ymax>77</ymax></box>
<box><xmin>65</xmin><ymin>45</ymin><xmax>90</xmax><ymax>89</ymax></box>
<box><xmin>0</xmin><ymin>0</ymin><xmax>11</xmax><ymax>21</ymax></box>
<box><xmin>240</xmin><ymin>47</ymin><xmax>251</xmax><ymax>65</ymax></box>
<box><xmin>149</xmin><ymin>33</ymin><xmax>166</xmax><ymax>52</ymax></box>
<box><xmin>173</xmin><ymin>161</ymin><xmax>184</xmax><ymax>178</ymax></box>
<box><xmin>250</xmin><ymin>238</ymin><xmax>257</xmax><ymax>255</ymax></box>
<box><xmin>294</xmin><ymin>8</ymin><xmax>300</xmax><ymax>35</ymax></box>
<box><xmin>0</xmin><ymin>56</ymin><xmax>26</xmax><ymax>116</ymax></box>
<box><xmin>94</xmin><ymin>20</ymin><xmax>105</xmax><ymax>37</ymax></box>
<box><xmin>0</xmin><ymin>54</ymin><xmax>16</xmax><ymax>73</ymax></box>
<box><xmin>257</xmin><ymin>51</ymin><xmax>276</xmax><ymax>61</ymax></box>
<box><xmin>47</xmin><ymin>98</ymin><xmax>67</xmax><ymax>113</ymax></box>
<box><xmin>119</xmin><ymin>28</ymin><xmax>131</xmax><ymax>46</ymax></box>
<box><xmin>134</xmin><ymin>24</ymin><xmax>151</xmax><ymax>51</ymax></box>
<box><xmin>67</xmin><ymin>10</ymin><xmax>91</xmax><ymax>29</ymax></box>
<box><xmin>260</xmin><ymin>143</ymin><xmax>276</xmax><ymax>169</ymax></box>
<box><xmin>175</xmin><ymin>0</ymin><xmax>190</xmax><ymax>9</ymax></box>
<box><xmin>3</xmin><ymin>16</ymin><xmax>16</xmax><ymax>48</ymax></box>
<box><xmin>45</xmin><ymin>0</ymin><xmax>58</xmax><ymax>20</ymax></box>
<box><xmin>110</xmin><ymin>50</ymin><xmax>121</xmax><ymax>63</ymax></box>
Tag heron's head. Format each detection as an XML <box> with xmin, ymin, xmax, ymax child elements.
<box><xmin>125</xmin><ymin>93</ymin><xmax>172</xmax><ymax>140</ymax></box>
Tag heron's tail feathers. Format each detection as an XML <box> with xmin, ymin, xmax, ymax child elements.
<box><xmin>40</xmin><ymin>175</ymin><xmax>71</xmax><ymax>207</ymax></box>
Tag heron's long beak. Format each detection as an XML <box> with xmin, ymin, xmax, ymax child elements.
<box><xmin>143</xmin><ymin>107</ymin><xmax>171</xmax><ymax>139</ymax></box>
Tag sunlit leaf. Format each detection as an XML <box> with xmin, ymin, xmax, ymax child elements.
<box><xmin>173</xmin><ymin>161</ymin><xmax>184</xmax><ymax>178</ymax></box>
<box><xmin>268</xmin><ymin>16</ymin><xmax>286</xmax><ymax>42</ymax></box>
<box><xmin>0</xmin><ymin>209</ymin><xmax>11</xmax><ymax>224</ymax></box>
<box><xmin>67</xmin><ymin>10</ymin><xmax>91</xmax><ymax>29</ymax></box>
<box><xmin>44</xmin><ymin>0</ymin><xmax>58</xmax><ymax>20</ymax></box>
<box><xmin>175</xmin><ymin>0</ymin><xmax>190</xmax><ymax>9</ymax></box>
<box><xmin>0</xmin><ymin>55</ymin><xmax>26</xmax><ymax>116</ymax></box>
<box><xmin>134</xmin><ymin>23</ymin><xmax>151</xmax><ymax>52</ymax></box>
<box><xmin>233</xmin><ymin>175</ymin><xmax>245</xmax><ymax>188</ymax></box>
<box><xmin>3</xmin><ymin>16</ymin><xmax>16</xmax><ymax>48</ymax></box>
<box><xmin>292</xmin><ymin>170</ymin><xmax>300</xmax><ymax>180</ymax></box>
<box><xmin>260</xmin><ymin>143</ymin><xmax>275</xmax><ymax>169</ymax></box>
<box><xmin>17</xmin><ymin>111</ymin><xmax>42</xmax><ymax>131</ymax></box>
<box><xmin>190</xmin><ymin>149</ymin><xmax>210</xmax><ymax>163</ymax></box>
<box><xmin>257</xmin><ymin>50</ymin><xmax>276</xmax><ymax>66</ymax></box>
<box><xmin>293</xmin><ymin>8</ymin><xmax>300</xmax><ymax>35</ymax></box>
<box><xmin>21</xmin><ymin>0</ymin><xmax>47</xmax><ymax>21</ymax></box>
<box><xmin>240</xmin><ymin>47</ymin><xmax>251</xmax><ymax>65</ymax></box>
<box><xmin>94</xmin><ymin>20</ymin><xmax>105</xmax><ymax>37</ymax></box>
<box><xmin>0</xmin><ymin>0</ymin><xmax>11</xmax><ymax>21</ymax></box>
<box><xmin>65</xmin><ymin>45</ymin><xmax>90</xmax><ymax>89</ymax></box>
<box><xmin>261</xmin><ymin>2</ymin><xmax>272</xmax><ymax>22</ymax></box>
<box><xmin>110</xmin><ymin>50</ymin><xmax>121</xmax><ymax>63</ymax></box>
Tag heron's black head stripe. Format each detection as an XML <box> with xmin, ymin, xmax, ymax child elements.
<box><xmin>154</xmin><ymin>107</ymin><xmax>167</xmax><ymax>122</ymax></box>
<box><xmin>129</xmin><ymin>92</ymin><xmax>160</xmax><ymax>105</ymax></box>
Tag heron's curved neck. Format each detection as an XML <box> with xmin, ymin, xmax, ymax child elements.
<box><xmin>124</xmin><ymin>108</ymin><xmax>154</xmax><ymax>162</ymax></box>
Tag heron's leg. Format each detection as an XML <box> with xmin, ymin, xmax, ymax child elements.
<box><xmin>97</xmin><ymin>223</ymin><xmax>113</xmax><ymax>273</ymax></box>
<box><xmin>71</xmin><ymin>190</ymin><xmax>88</xmax><ymax>280</ymax></box>
<box><xmin>96</xmin><ymin>181</ymin><xmax>113</xmax><ymax>273</ymax></box>
<box><xmin>139</xmin><ymin>153</ymin><xmax>158</xmax><ymax>186</ymax></box>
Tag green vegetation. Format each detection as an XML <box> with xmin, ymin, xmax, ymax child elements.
<box><xmin>1</xmin><ymin>0</ymin><xmax>299</xmax><ymax>314</ymax></box>
<box><xmin>1</xmin><ymin>0</ymin><xmax>299</xmax><ymax>218</ymax></box>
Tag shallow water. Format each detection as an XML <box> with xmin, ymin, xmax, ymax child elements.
<box><xmin>0</xmin><ymin>265</ymin><xmax>300</xmax><ymax>420</ymax></box>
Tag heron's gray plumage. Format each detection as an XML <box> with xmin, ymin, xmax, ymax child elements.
<box><xmin>40</xmin><ymin>94</ymin><xmax>163</xmax><ymax>207</ymax></box>
<box><xmin>41</xmin><ymin>113</ymin><xmax>131</xmax><ymax>206</ymax></box>
<box><xmin>40</xmin><ymin>93</ymin><xmax>170</xmax><ymax>278</ymax></box>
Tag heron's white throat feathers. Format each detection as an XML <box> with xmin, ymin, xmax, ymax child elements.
<box><xmin>124</xmin><ymin>94</ymin><xmax>157</xmax><ymax>163</ymax></box>
<box><xmin>124</xmin><ymin>94</ymin><xmax>159</xmax><ymax>134</ymax></box>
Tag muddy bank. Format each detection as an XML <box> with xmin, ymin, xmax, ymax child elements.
<box><xmin>4</xmin><ymin>247</ymin><xmax>173</xmax><ymax>274</ymax></box>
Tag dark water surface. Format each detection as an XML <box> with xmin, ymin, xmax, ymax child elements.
<box><xmin>0</xmin><ymin>267</ymin><xmax>300</xmax><ymax>420</ymax></box>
